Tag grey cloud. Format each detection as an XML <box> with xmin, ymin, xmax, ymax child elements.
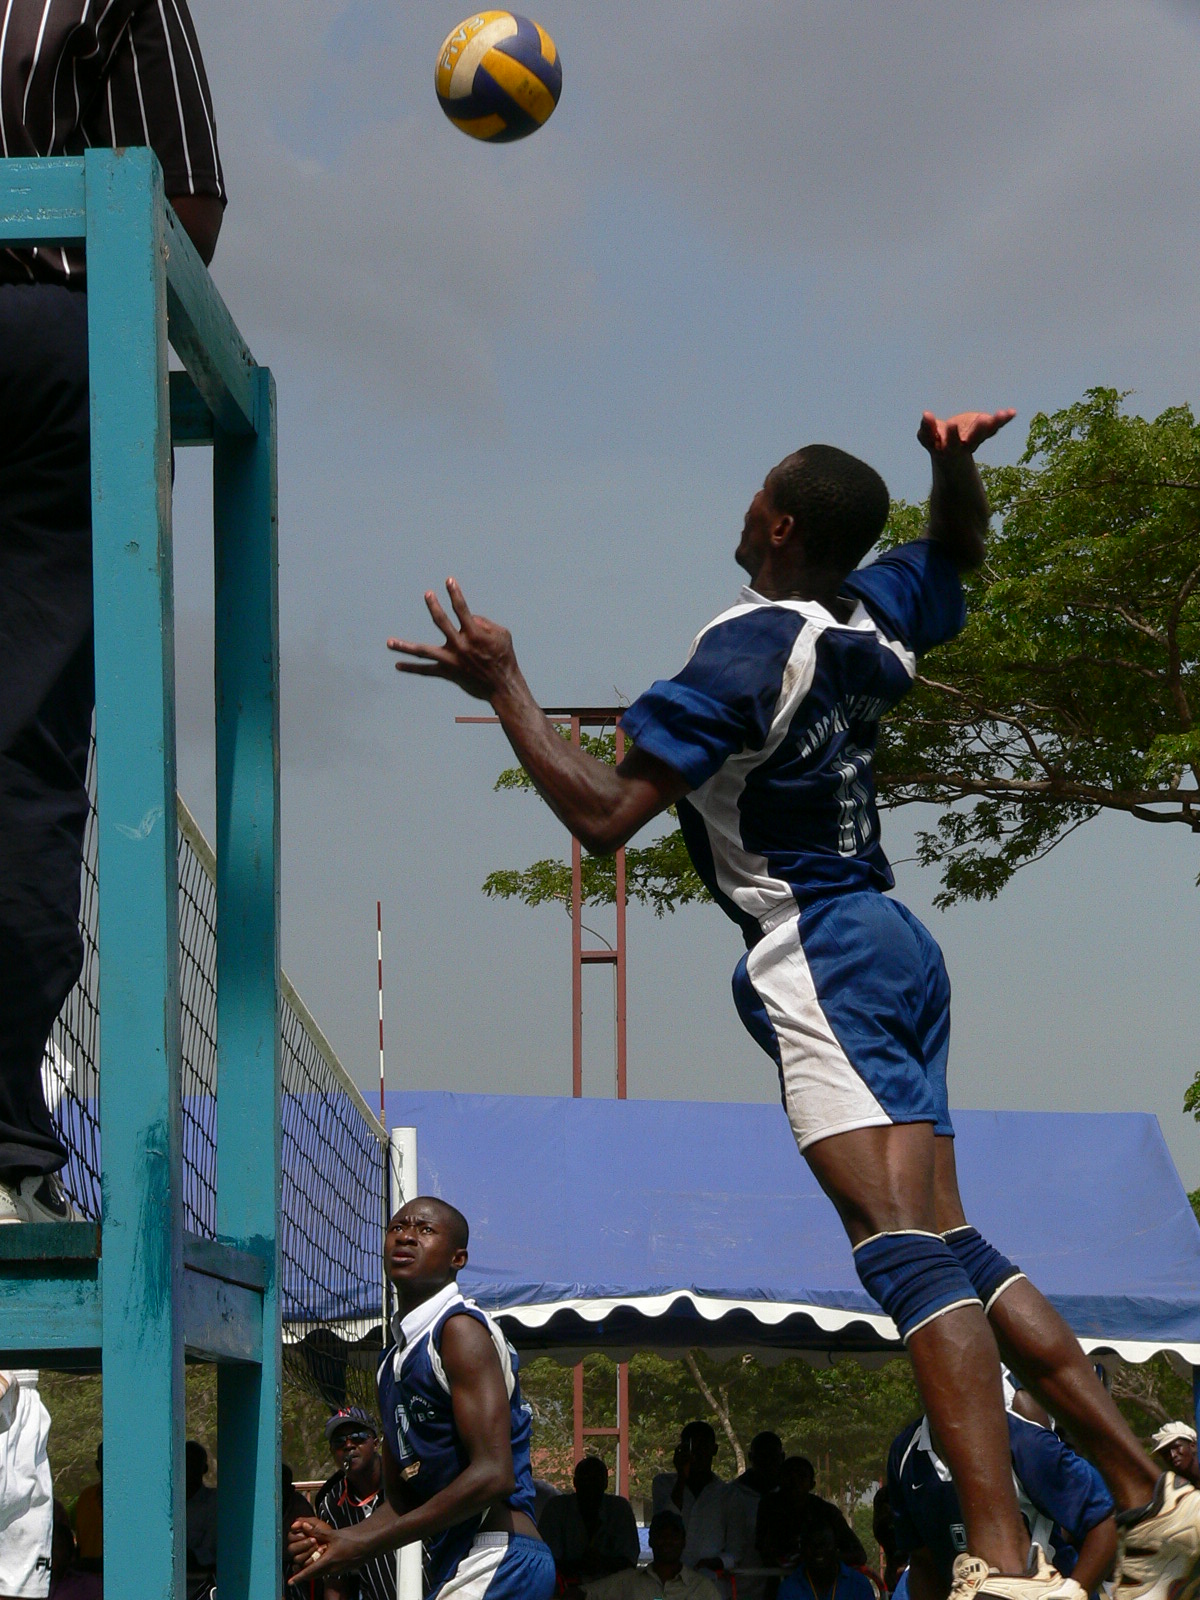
<box><xmin>175</xmin><ymin>608</ymin><xmax>387</xmax><ymax>772</ymax></box>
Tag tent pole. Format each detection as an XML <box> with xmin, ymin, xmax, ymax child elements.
<box><xmin>1193</xmin><ymin>1366</ymin><xmax>1200</xmax><ymax>1438</ymax></box>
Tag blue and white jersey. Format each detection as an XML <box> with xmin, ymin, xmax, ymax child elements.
<box><xmin>621</xmin><ymin>541</ymin><xmax>966</xmax><ymax>944</ymax></box>
<box><xmin>376</xmin><ymin>1283</ymin><xmax>538</xmax><ymax>1594</ymax></box>
<box><xmin>887</xmin><ymin>1413</ymin><xmax>1113</xmax><ymax>1586</ymax></box>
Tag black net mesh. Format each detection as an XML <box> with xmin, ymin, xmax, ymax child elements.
<box><xmin>44</xmin><ymin>745</ymin><xmax>387</xmax><ymax>1406</ymax></box>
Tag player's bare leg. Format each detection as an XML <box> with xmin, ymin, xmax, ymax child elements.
<box><xmin>932</xmin><ymin>1137</ymin><xmax>1200</xmax><ymax>1600</ymax></box>
<box><xmin>804</xmin><ymin>1122</ymin><xmax>1031</xmax><ymax>1576</ymax></box>
<box><xmin>932</xmin><ymin>1137</ymin><xmax>1159</xmax><ymax>1508</ymax></box>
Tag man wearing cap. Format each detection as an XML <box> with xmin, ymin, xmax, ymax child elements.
<box><xmin>1151</xmin><ymin>1429</ymin><xmax>1200</xmax><ymax>1494</ymax></box>
<box><xmin>313</xmin><ymin>1408</ymin><xmax>397</xmax><ymax>1600</ymax></box>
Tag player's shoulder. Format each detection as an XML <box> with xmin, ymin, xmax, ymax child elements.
<box><xmin>691</xmin><ymin>591</ymin><xmax>813</xmax><ymax>652</ymax></box>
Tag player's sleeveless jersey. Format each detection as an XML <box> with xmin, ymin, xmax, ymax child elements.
<box><xmin>621</xmin><ymin>541</ymin><xmax>966</xmax><ymax>946</ymax></box>
<box><xmin>376</xmin><ymin>1283</ymin><xmax>537</xmax><ymax>1594</ymax></box>
<box><xmin>887</xmin><ymin>1413</ymin><xmax>1113</xmax><ymax>1585</ymax></box>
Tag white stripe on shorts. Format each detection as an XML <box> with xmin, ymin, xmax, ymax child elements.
<box><xmin>0</xmin><ymin>1375</ymin><xmax>53</xmax><ymax>1598</ymax></box>
<box><xmin>746</xmin><ymin>915</ymin><xmax>893</xmax><ymax>1152</ymax></box>
<box><xmin>436</xmin><ymin>1534</ymin><xmax>510</xmax><ymax>1600</ymax></box>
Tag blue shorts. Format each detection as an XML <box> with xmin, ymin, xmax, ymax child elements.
<box><xmin>732</xmin><ymin>891</ymin><xmax>953</xmax><ymax>1151</ymax></box>
<box><xmin>433</xmin><ymin>1534</ymin><xmax>557</xmax><ymax>1600</ymax></box>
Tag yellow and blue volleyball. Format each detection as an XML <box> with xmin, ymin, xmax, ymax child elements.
<box><xmin>435</xmin><ymin>12</ymin><xmax>562</xmax><ymax>143</ymax></box>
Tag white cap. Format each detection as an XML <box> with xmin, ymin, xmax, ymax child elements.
<box><xmin>1151</xmin><ymin>1421</ymin><xmax>1197</xmax><ymax>1451</ymax></box>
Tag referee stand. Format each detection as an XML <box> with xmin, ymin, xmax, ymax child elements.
<box><xmin>0</xmin><ymin>149</ymin><xmax>281</xmax><ymax>1599</ymax></box>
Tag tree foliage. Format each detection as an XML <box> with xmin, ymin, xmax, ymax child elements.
<box><xmin>878</xmin><ymin>389</ymin><xmax>1200</xmax><ymax>907</ymax></box>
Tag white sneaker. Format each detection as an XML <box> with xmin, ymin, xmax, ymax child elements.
<box><xmin>0</xmin><ymin>1172</ymin><xmax>77</xmax><ymax>1224</ymax></box>
<box><xmin>949</xmin><ymin>1545</ymin><xmax>1081</xmax><ymax>1600</ymax></box>
<box><xmin>1117</xmin><ymin>1473</ymin><xmax>1200</xmax><ymax>1600</ymax></box>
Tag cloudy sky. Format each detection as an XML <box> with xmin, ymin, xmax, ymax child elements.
<box><xmin>172</xmin><ymin>0</ymin><xmax>1200</xmax><ymax>1184</ymax></box>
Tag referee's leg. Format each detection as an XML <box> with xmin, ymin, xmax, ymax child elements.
<box><xmin>0</xmin><ymin>283</ymin><xmax>92</xmax><ymax>1183</ymax></box>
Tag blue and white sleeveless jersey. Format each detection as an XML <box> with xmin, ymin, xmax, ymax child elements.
<box><xmin>376</xmin><ymin>1283</ymin><xmax>538</xmax><ymax>1594</ymax></box>
<box><xmin>620</xmin><ymin>541</ymin><xmax>966</xmax><ymax>944</ymax></box>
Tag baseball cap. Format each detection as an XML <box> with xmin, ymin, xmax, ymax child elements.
<box><xmin>324</xmin><ymin>1406</ymin><xmax>377</xmax><ymax>1442</ymax></box>
<box><xmin>1151</xmin><ymin>1421</ymin><xmax>1197</xmax><ymax>1452</ymax></box>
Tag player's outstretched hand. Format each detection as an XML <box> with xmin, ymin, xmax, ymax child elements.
<box><xmin>918</xmin><ymin>408</ymin><xmax>1015</xmax><ymax>455</ymax></box>
<box><xmin>387</xmin><ymin>579</ymin><xmax>517</xmax><ymax>702</ymax></box>
<box><xmin>287</xmin><ymin>1515</ymin><xmax>357</xmax><ymax>1580</ymax></box>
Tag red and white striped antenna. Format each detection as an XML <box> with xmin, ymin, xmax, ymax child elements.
<box><xmin>377</xmin><ymin>900</ymin><xmax>387</xmax><ymax>1131</ymax></box>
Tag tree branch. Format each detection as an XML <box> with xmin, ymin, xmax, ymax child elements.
<box><xmin>683</xmin><ymin>1350</ymin><xmax>745</xmax><ymax>1476</ymax></box>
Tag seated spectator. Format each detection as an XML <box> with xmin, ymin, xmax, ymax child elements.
<box><xmin>580</xmin><ymin>1510</ymin><xmax>723</xmax><ymax>1600</ymax></box>
<box><xmin>184</xmin><ymin>1441</ymin><xmax>218</xmax><ymax>1577</ymax></box>
<box><xmin>532</xmin><ymin>1477</ymin><xmax>561</xmax><ymax>1524</ymax></box>
<box><xmin>777</xmin><ymin>1521</ymin><xmax>876</xmax><ymax>1600</ymax></box>
<box><xmin>652</xmin><ymin>1423</ymin><xmax>725</xmax><ymax>1529</ymax></box>
<box><xmin>312</xmin><ymin>1407</ymin><xmax>396</xmax><ymax>1600</ymax></box>
<box><xmin>757</xmin><ymin>1456</ymin><xmax>866</xmax><ymax>1574</ymax></box>
<box><xmin>539</xmin><ymin>1455</ymin><xmax>641</xmax><ymax>1580</ymax></box>
<box><xmin>694</xmin><ymin>1431</ymin><xmax>785</xmax><ymax>1600</ymax></box>
<box><xmin>49</xmin><ymin>1500</ymin><xmax>102</xmax><ymax>1599</ymax></box>
<box><xmin>1151</xmin><ymin>1422</ymin><xmax>1200</xmax><ymax>1490</ymax></box>
<box><xmin>72</xmin><ymin>1443</ymin><xmax>103</xmax><ymax>1573</ymax></box>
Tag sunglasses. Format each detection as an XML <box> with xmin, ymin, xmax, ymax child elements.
<box><xmin>331</xmin><ymin>1430</ymin><xmax>374</xmax><ymax>1449</ymax></box>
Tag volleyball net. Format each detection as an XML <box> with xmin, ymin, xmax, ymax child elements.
<box><xmin>44</xmin><ymin>755</ymin><xmax>388</xmax><ymax>1406</ymax></box>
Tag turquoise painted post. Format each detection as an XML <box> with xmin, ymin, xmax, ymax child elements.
<box><xmin>86</xmin><ymin>148</ymin><xmax>185</xmax><ymax>1596</ymax></box>
<box><xmin>214</xmin><ymin>365</ymin><xmax>282</xmax><ymax>1598</ymax></box>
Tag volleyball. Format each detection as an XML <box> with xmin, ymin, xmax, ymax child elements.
<box><xmin>435</xmin><ymin>13</ymin><xmax>562</xmax><ymax>143</ymax></box>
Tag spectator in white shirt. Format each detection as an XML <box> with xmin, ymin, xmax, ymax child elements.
<box><xmin>690</xmin><ymin>1431</ymin><xmax>785</xmax><ymax>1600</ymax></box>
<box><xmin>581</xmin><ymin>1512</ymin><xmax>723</xmax><ymax>1600</ymax></box>
<box><xmin>540</xmin><ymin>1456</ymin><xmax>641</xmax><ymax>1582</ymax></box>
<box><xmin>653</xmin><ymin>1423</ymin><xmax>726</xmax><ymax>1531</ymax></box>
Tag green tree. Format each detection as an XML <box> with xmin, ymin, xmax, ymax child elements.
<box><xmin>483</xmin><ymin>390</ymin><xmax>1200</xmax><ymax>1100</ymax></box>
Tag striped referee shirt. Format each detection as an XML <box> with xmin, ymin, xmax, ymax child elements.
<box><xmin>0</xmin><ymin>0</ymin><xmax>225</xmax><ymax>284</ymax></box>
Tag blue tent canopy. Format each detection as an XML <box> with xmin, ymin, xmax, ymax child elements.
<box><xmin>385</xmin><ymin>1090</ymin><xmax>1200</xmax><ymax>1368</ymax></box>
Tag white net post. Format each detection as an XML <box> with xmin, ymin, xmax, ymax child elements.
<box><xmin>386</xmin><ymin>1127</ymin><xmax>420</xmax><ymax>1600</ymax></box>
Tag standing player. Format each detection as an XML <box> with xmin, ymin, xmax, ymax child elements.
<box><xmin>287</xmin><ymin>1198</ymin><xmax>555</xmax><ymax>1600</ymax></box>
<box><xmin>386</xmin><ymin>410</ymin><xmax>1200</xmax><ymax>1600</ymax></box>
<box><xmin>887</xmin><ymin>1401</ymin><xmax>1117</xmax><ymax>1600</ymax></box>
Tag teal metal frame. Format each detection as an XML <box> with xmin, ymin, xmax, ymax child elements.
<box><xmin>0</xmin><ymin>149</ymin><xmax>280</xmax><ymax>1599</ymax></box>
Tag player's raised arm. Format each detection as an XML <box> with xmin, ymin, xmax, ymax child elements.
<box><xmin>918</xmin><ymin>408</ymin><xmax>1015</xmax><ymax>570</ymax></box>
<box><xmin>387</xmin><ymin>579</ymin><xmax>690</xmax><ymax>853</ymax></box>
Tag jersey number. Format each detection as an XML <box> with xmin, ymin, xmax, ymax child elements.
<box><xmin>833</xmin><ymin>743</ymin><xmax>874</xmax><ymax>856</ymax></box>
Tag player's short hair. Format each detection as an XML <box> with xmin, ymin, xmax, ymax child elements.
<box><xmin>765</xmin><ymin>444</ymin><xmax>889</xmax><ymax>575</ymax></box>
<box><xmin>425</xmin><ymin>1197</ymin><xmax>469</xmax><ymax>1250</ymax></box>
<box><xmin>395</xmin><ymin>1196</ymin><xmax>470</xmax><ymax>1251</ymax></box>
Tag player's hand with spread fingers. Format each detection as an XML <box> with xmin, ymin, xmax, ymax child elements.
<box><xmin>918</xmin><ymin>408</ymin><xmax>1016</xmax><ymax>455</ymax></box>
<box><xmin>387</xmin><ymin>578</ymin><xmax>520</xmax><ymax>702</ymax></box>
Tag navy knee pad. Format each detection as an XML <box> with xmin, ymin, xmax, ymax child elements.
<box><xmin>853</xmin><ymin>1230</ymin><xmax>980</xmax><ymax>1343</ymax></box>
<box><xmin>943</xmin><ymin>1225</ymin><xmax>1025</xmax><ymax>1312</ymax></box>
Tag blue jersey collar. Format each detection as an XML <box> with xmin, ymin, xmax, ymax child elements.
<box><xmin>737</xmin><ymin>584</ymin><xmax>872</xmax><ymax>631</ymax></box>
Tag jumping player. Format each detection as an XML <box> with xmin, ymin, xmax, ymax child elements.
<box><xmin>287</xmin><ymin>1197</ymin><xmax>555</xmax><ymax>1600</ymax></box>
<box><xmin>387</xmin><ymin>409</ymin><xmax>1200</xmax><ymax>1600</ymax></box>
